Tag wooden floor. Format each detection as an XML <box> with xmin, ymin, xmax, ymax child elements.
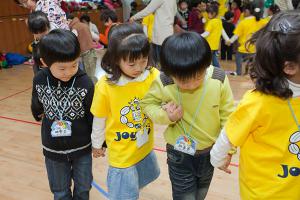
<box><xmin>0</xmin><ymin>52</ymin><xmax>253</xmax><ymax>200</ymax></box>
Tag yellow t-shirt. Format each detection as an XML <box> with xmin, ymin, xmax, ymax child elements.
<box><xmin>234</xmin><ymin>16</ymin><xmax>266</xmax><ymax>53</ymax></box>
<box><xmin>205</xmin><ymin>18</ymin><xmax>223</xmax><ymax>51</ymax></box>
<box><xmin>202</xmin><ymin>12</ymin><xmax>209</xmax><ymax>28</ymax></box>
<box><xmin>91</xmin><ymin>69</ymin><xmax>159</xmax><ymax>168</ymax></box>
<box><xmin>142</xmin><ymin>14</ymin><xmax>154</xmax><ymax>42</ymax></box>
<box><xmin>218</xmin><ymin>0</ymin><xmax>228</xmax><ymax>18</ymax></box>
<box><xmin>226</xmin><ymin>91</ymin><xmax>300</xmax><ymax>200</ymax></box>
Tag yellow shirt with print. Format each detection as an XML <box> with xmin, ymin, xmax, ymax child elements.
<box><xmin>234</xmin><ymin>16</ymin><xmax>266</xmax><ymax>53</ymax></box>
<box><xmin>91</xmin><ymin>68</ymin><xmax>159</xmax><ymax>168</ymax></box>
<box><xmin>205</xmin><ymin>18</ymin><xmax>223</xmax><ymax>51</ymax></box>
<box><xmin>226</xmin><ymin>91</ymin><xmax>300</xmax><ymax>200</ymax></box>
<box><xmin>142</xmin><ymin>14</ymin><xmax>154</xmax><ymax>42</ymax></box>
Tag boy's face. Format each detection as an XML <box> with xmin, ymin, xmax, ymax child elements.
<box><xmin>104</xmin><ymin>18</ymin><xmax>113</xmax><ymax>27</ymax></box>
<box><xmin>179</xmin><ymin>2</ymin><xmax>188</xmax><ymax>10</ymax></box>
<box><xmin>232</xmin><ymin>2</ymin><xmax>237</xmax><ymax>9</ymax></box>
<box><xmin>208</xmin><ymin>12</ymin><xmax>216</xmax><ymax>19</ymax></box>
<box><xmin>173</xmin><ymin>72</ymin><xmax>206</xmax><ymax>91</ymax></box>
<box><xmin>49</xmin><ymin>59</ymin><xmax>79</xmax><ymax>82</ymax></box>
<box><xmin>198</xmin><ymin>2</ymin><xmax>207</xmax><ymax>12</ymax></box>
<box><xmin>119</xmin><ymin>56</ymin><xmax>148</xmax><ymax>78</ymax></box>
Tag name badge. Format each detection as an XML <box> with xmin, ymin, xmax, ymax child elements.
<box><xmin>51</xmin><ymin>120</ymin><xmax>72</xmax><ymax>137</ymax></box>
<box><xmin>136</xmin><ymin>128</ymin><xmax>149</xmax><ymax>148</ymax></box>
<box><xmin>174</xmin><ymin>135</ymin><xmax>197</xmax><ymax>156</ymax></box>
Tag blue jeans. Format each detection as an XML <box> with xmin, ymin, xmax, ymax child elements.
<box><xmin>167</xmin><ymin>144</ymin><xmax>214</xmax><ymax>200</ymax></box>
<box><xmin>107</xmin><ymin>151</ymin><xmax>160</xmax><ymax>200</ymax></box>
<box><xmin>211</xmin><ymin>50</ymin><xmax>220</xmax><ymax>68</ymax></box>
<box><xmin>45</xmin><ymin>153</ymin><xmax>93</xmax><ymax>200</ymax></box>
<box><xmin>235</xmin><ymin>52</ymin><xmax>254</xmax><ymax>75</ymax></box>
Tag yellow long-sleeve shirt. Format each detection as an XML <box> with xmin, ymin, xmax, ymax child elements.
<box><xmin>140</xmin><ymin>66</ymin><xmax>235</xmax><ymax>150</ymax></box>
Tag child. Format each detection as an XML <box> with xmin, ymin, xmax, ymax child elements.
<box><xmin>221</xmin><ymin>11</ymin><xmax>235</xmax><ymax>60</ymax></box>
<box><xmin>67</xmin><ymin>14</ymin><xmax>97</xmax><ymax>84</ymax></box>
<box><xmin>177</xmin><ymin>0</ymin><xmax>190</xmax><ymax>31</ymax></box>
<box><xmin>99</xmin><ymin>9</ymin><xmax>119</xmax><ymax>47</ymax></box>
<box><xmin>201</xmin><ymin>4</ymin><xmax>230</xmax><ymax>68</ymax></box>
<box><xmin>140</xmin><ymin>32</ymin><xmax>235</xmax><ymax>200</ymax></box>
<box><xmin>31</xmin><ymin>29</ymin><xmax>94</xmax><ymax>199</ymax></box>
<box><xmin>188</xmin><ymin>0</ymin><xmax>206</xmax><ymax>34</ymax></box>
<box><xmin>211</xmin><ymin>10</ymin><xmax>300</xmax><ymax>200</ymax></box>
<box><xmin>226</xmin><ymin>4</ymin><xmax>265</xmax><ymax>75</ymax></box>
<box><xmin>130</xmin><ymin>1</ymin><xmax>138</xmax><ymax>17</ymax></box>
<box><xmin>27</xmin><ymin>11</ymin><xmax>50</xmax><ymax>74</ymax></box>
<box><xmin>231</xmin><ymin>0</ymin><xmax>241</xmax><ymax>25</ymax></box>
<box><xmin>80</xmin><ymin>14</ymin><xmax>100</xmax><ymax>42</ymax></box>
<box><xmin>15</xmin><ymin>0</ymin><xmax>69</xmax><ymax>30</ymax></box>
<box><xmin>90</xmin><ymin>23</ymin><xmax>160</xmax><ymax>200</ymax></box>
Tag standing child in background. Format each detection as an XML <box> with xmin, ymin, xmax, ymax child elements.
<box><xmin>202</xmin><ymin>4</ymin><xmax>230</xmax><ymax>68</ymax></box>
<box><xmin>27</xmin><ymin>11</ymin><xmax>50</xmax><ymax>75</ymax></box>
<box><xmin>177</xmin><ymin>0</ymin><xmax>190</xmax><ymax>31</ymax></box>
<box><xmin>231</xmin><ymin>0</ymin><xmax>241</xmax><ymax>25</ymax></box>
<box><xmin>80</xmin><ymin>14</ymin><xmax>100</xmax><ymax>42</ymax></box>
<box><xmin>226</xmin><ymin>4</ymin><xmax>265</xmax><ymax>75</ymax></box>
<box><xmin>221</xmin><ymin>11</ymin><xmax>235</xmax><ymax>60</ymax></box>
<box><xmin>15</xmin><ymin>0</ymin><xmax>69</xmax><ymax>30</ymax></box>
<box><xmin>211</xmin><ymin>10</ymin><xmax>300</xmax><ymax>200</ymax></box>
<box><xmin>188</xmin><ymin>0</ymin><xmax>206</xmax><ymax>34</ymax></box>
<box><xmin>99</xmin><ymin>9</ymin><xmax>119</xmax><ymax>47</ymax></box>
<box><xmin>31</xmin><ymin>29</ymin><xmax>94</xmax><ymax>200</ymax></box>
<box><xmin>91</xmin><ymin>23</ymin><xmax>160</xmax><ymax>200</ymax></box>
<box><xmin>141</xmin><ymin>32</ymin><xmax>235</xmax><ymax>200</ymax></box>
<box><xmin>130</xmin><ymin>1</ymin><xmax>138</xmax><ymax>17</ymax></box>
<box><xmin>67</xmin><ymin>14</ymin><xmax>97</xmax><ymax>83</ymax></box>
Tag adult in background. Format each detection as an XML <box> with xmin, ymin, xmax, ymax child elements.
<box><xmin>130</xmin><ymin>0</ymin><xmax>177</xmax><ymax>67</ymax></box>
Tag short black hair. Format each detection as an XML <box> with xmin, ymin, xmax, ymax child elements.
<box><xmin>160</xmin><ymin>32</ymin><xmax>212</xmax><ymax>80</ymax></box>
<box><xmin>39</xmin><ymin>29</ymin><xmax>81</xmax><ymax>67</ymax></box>
<box><xmin>100</xmin><ymin>9</ymin><xmax>118</xmax><ymax>23</ymax></box>
<box><xmin>207</xmin><ymin>4</ymin><xmax>219</xmax><ymax>16</ymax></box>
<box><xmin>101</xmin><ymin>23</ymin><xmax>150</xmax><ymax>82</ymax></box>
<box><xmin>269</xmin><ymin>4</ymin><xmax>280</xmax><ymax>14</ymax></box>
<box><xmin>80</xmin><ymin>14</ymin><xmax>91</xmax><ymax>23</ymax></box>
<box><xmin>28</xmin><ymin>11</ymin><xmax>50</xmax><ymax>34</ymax></box>
<box><xmin>66</xmin><ymin>13</ymin><xmax>75</xmax><ymax>20</ymax></box>
<box><xmin>224</xmin><ymin>11</ymin><xmax>234</xmax><ymax>20</ymax></box>
<box><xmin>243</xmin><ymin>3</ymin><xmax>261</xmax><ymax>21</ymax></box>
<box><xmin>248</xmin><ymin>10</ymin><xmax>300</xmax><ymax>99</ymax></box>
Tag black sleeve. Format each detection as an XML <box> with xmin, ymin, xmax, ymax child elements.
<box><xmin>31</xmin><ymin>78</ymin><xmax>44</xmax><ymax>121</ymax></box>
<box><xmin>84</xmin><ymin>78</ymin><xmax>95</xmax><ymax>127</ymax></box>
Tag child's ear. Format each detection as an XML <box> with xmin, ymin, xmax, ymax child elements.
<box><xmin>40</xmin><ymin>58</ymin><xmax>48</xmax><ymax>67</ymax></box>
<box><xmin>283</xmin><ymin>61</ymin><xmax>299</xmax><ymax>76</ymax></box>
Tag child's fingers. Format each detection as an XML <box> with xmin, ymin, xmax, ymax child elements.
<box><xmin>219</xmin><ymin>167</ymin><xmax>232</xmax><ymax>174</ymax></box>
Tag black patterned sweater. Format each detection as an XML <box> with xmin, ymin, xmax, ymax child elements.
<box><xmin>31</xmin><ymin>68</ymin><xmax>94</xmax><ymax>161</ymax></box>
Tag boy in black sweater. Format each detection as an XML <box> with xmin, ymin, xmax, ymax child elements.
<box><xmin>31</xmin><ymin>29</ymin><xmax>94</xmax><ymax>200</ymax></box>
<box><xmin>221</xmin><ymin>11</ymin><xmax>235</xmax><ymax>60</ymax></box>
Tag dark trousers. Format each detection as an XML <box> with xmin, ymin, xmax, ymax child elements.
<box><xmin>151</xmin><ymin>43</ymin><xmax>161</xmax><ymax>69</ymax></box>
<box><xmin>167</xmin><ymin>144</ymin><xmax>214</xmax><ymax>200</ymax></box>
<box><xmin>221</xmin><ymin>40</ymin><xmax>233</xmax><ymax>60</ymax></box>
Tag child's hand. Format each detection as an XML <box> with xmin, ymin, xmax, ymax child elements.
<box><xmin>225</xmin><ymin>40</ymin><xmax>231</xmax><ymax>46</ymax></box>
<box><xmin>92</xmin><ymin>147</ymin><xmax>106</xmax><ymax>158</ymax></box>
<box><xmin>162</xmin><ymin>102</ymin><xmax>183</xmax><ymax>122</ymax></box>
<box><xmin>218</xmin><ymin>154</ymin><xmax>232</xmax><ymax>174</ymax></box>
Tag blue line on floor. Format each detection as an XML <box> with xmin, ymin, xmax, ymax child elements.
<box><xmin>92</xmin><ymin>180</ymin><xmax>109</xmax><ymax>198</ymax></box>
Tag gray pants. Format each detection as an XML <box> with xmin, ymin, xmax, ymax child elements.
<box><xmin>81</xmin><ymin>49</ymin><xmax>97</xmax><ymax>84</ymax></box>
<box><xmin>121</xmin><ymin>0</ymin><xmax>134</xmax><ymax>22</ymax></box>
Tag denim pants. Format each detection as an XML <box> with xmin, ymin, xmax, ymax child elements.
<box><xmin>211</xmin><ymin>50</ymin><xmax>220</xmax><ymax>68</ymax></box>
<box><xmin>167</xmin><ymin>144</ymin><xmax>214</xmax><ymax>200</ymax></box>
<box><xmin>235</xmin><ymin>52</ymin><xmax>254</xmax><ymax>75</ymax></box>
<box><xmin>107</xmin><ymin>151</ymin><xmax>160</xmax><ymax>200</ymax></box>
<box><xmin>45</xmin><ymin>153</ymin><xmax>93</xmax><ymax>200</ymax></box>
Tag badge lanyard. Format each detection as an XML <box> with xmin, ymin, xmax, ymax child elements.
<box><xmin>47</xmin><ymin>77</ymin><xmax>76</xmax><ymax>120</ymax></box>
<box><xmin>288</xmin><ymin>99</ymin><xmax>300</xmax><ymax>131</ymax></box>
<box><xmin>176</xmin><ymin>74</ymin><xmax>208</xmax><ymax>140</ymax></box>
